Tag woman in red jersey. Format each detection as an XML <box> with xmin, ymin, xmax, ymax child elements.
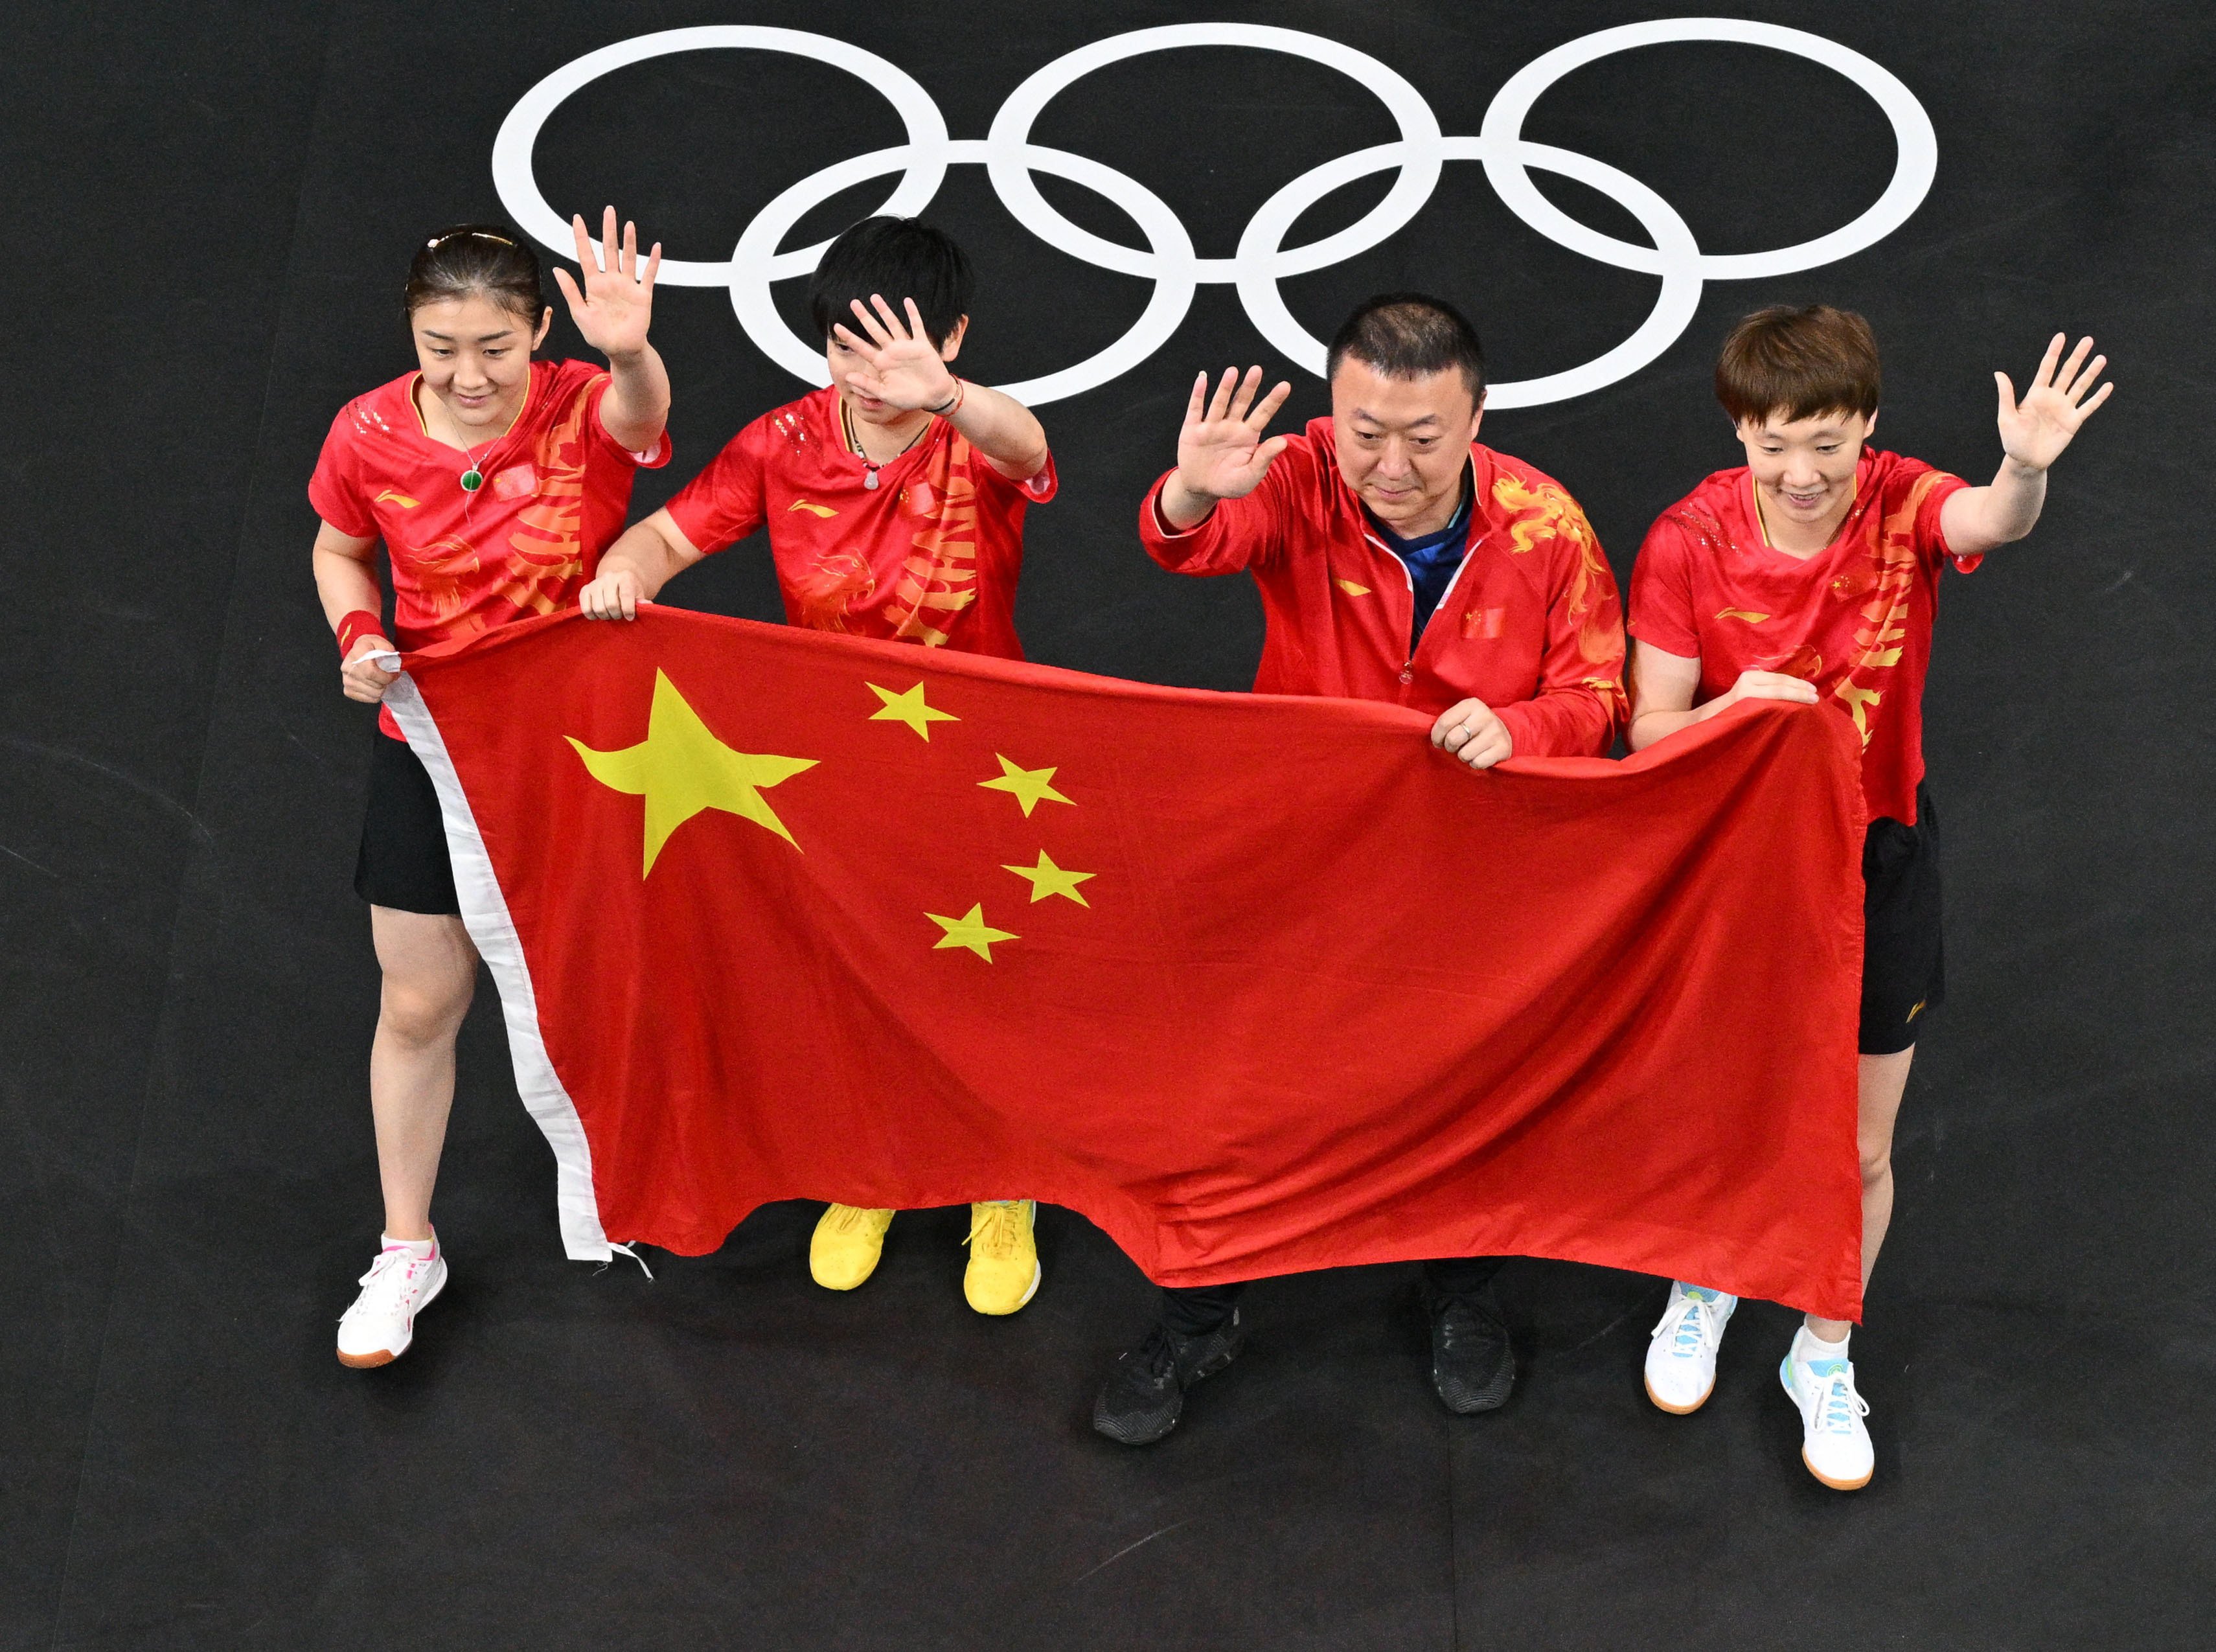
<box><xmin>1626</xmin><ymin>306</ymin><xmax>2110</xmax><ymax>1490</ymax></box>
<box><xmin>308</xmin><ymin>209</ymin><xmax>670</xmax><ymax>1368</ymax></box>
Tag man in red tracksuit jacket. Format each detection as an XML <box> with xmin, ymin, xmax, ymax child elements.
<box><xmin>1093</xmin><ymin>292</ymin><xmax>1628</xmax><ymax>1446</ymax></box>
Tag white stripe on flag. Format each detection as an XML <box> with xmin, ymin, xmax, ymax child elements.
<box><xmin>383</xmin><ymin>672</ymin><xmax>611</xmax><ymax>1262</ymax></box>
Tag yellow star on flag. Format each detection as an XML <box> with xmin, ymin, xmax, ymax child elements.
<box><xmin>1003</xmin><ymin>850</ymin><xmax>1093</xmax><ymax>906</ymax></box>
<box><xmin>567</xmin><ymin>669</ymin><xmax>818</xmax><ymax>877</ymax></box>
<box><xmin>979</xmin><ymin>753</ymin><xmax>1072</xmax><ymax>817</ymax></box>
<box><xmin>928</xmin><ymin>902</ymin><xmax>1018</xmax><ymax>961</ymax></box>
<box><xmin>867</xmin><ymin>680</ymin><xmax>958</xmax><ymax>740</ymax></box>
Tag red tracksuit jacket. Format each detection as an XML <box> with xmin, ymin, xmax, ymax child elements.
<box><xmin>1139</xmin><ymin>419</ymin><xmax>1627</xmax><ymax>756</ymax></box>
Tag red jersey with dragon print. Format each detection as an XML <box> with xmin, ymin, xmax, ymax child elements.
<box><xmin>1628</xmin><ymin>448</ymin><xmax>1974</xmax><ymax>825</ymax></box>
<box><xmin>662</xmin><ymin>385</ymin><xmax>1056</xmax><ymax>660</ymax></box>
<box><xmin>310</xmin><ymin>357</ymin><xmax>669</xmax><ymax>737</ymax></box>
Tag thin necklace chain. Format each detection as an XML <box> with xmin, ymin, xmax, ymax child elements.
<box><xmin>422</xmin><ymin>373</ymin><xmax>532</xmax><ymax>499</ymax></box>
<box><xmin>840</xmin><ymin>396</ymin><xmax>930</xmax><ymax>466</ymax></box>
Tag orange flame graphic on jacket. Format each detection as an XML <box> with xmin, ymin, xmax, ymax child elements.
<box><xmin>1491</xmin><ymin>474</ymin><xmax>1621</xmax><ymax>670</ymax></box>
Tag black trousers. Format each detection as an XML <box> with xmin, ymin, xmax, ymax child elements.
<box><xmin>1161</xmin><ymin>1256</ymin><xmax>1505</xmax><ymax>1338</ymax></box>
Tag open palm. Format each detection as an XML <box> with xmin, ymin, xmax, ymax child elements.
<box><xmin>1177</xmin><ymin>367</ymin><xmax>1293</xmax><ymax>501</ymax></box>
<box><xmin>831</xmin><ymin>295</ymin><xmax>959</xmax><ymax>410</ymax></box>
<box><xmin>1996</xmin><ymin>333</ymin><xmax>2112</xmax><ymax>470</ymax></box>
<box><xmin>553</xmin><ymin>205</ymin><xmax>660</xmax><ymax>359</ymax></box>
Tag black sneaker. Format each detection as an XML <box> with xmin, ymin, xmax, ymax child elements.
<box><xmin>1428</xmin><ymin>1290</ymin><xmax>1514</xmax><ymax>1414</ymax></box>
<box><xmin>1091</xmin><ymin>1313</ymin><xmax>1244</xmax><ymax>1445</ymax></box>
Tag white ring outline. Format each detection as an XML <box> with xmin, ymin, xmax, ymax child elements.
<box><xmin>985</xmin><ymin>23</ymin><xmax>1443</xmax><ymax>282</ymax></box>
<box><xmin>1237</xmin><ymin>137</ymin><xmax>1705</xmax><ymax>409</ymax></box>
<box><xmin>730</xmin><ymin>139</ymin><xmax>1198</xmax><ymax>407</ymax></box>
<box><xmin>491</xmin><ymin>27</ymin><xmax>948</xmax><ymax>287</ymax></box>
<box><xmin>1478</xmin><ymin>19</ymin><xmax>1938</xmax><ymax>279</ymax></box>
<box><xmin>492</xmin><ymin>21</ymin><xmax>1938</xmax><ymax>406</ymax></box>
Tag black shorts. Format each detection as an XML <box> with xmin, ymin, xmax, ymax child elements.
<box><xmin>354</xmin><ymin>729</ymin><xmax>461</xmax><ymax>915</ymax></box>
<box><xmin>1859</xmin><ymin>783</ymin><xmax>1943</xmax><ymax>1055</ymax></box>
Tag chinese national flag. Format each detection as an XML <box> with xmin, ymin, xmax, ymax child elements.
<box><xmin>387</xmin><ymin>608</ymin><xmax>1866</xmax><ymax>1321</ymax></box>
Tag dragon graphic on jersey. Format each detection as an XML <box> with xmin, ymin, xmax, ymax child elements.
<box><xmin>490</xmin><ymin>378</ymin><xmax>599</xmax><ymax>618</ymax></box>
<box><xmin>1829</xmin><ymin>470</ymin><xmax>1949</xmax><ymax>744</ymax></box>
<box><xmin>391</xmin><ymin>534</ymin><xmax>481</xmax><ymax>627</ymax></box>
<box><xmin>790</xmin><ymin>552</ymin><xmax>878</xmax><ymax>632</ymax></box>
<box><xmin>883</xmin><ymin>436</ymin><xmax>985</xmax><ymax>648</ymax></box>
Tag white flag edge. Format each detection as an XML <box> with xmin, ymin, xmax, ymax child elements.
<box><xmin>382</xmin><ymin>672</ymin><xmax>613</xmax><ymax>1263</ymax></box>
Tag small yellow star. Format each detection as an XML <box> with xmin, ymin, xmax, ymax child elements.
<box><xmin>1003</xmin><ymin>850</ymin><xmax>1093</xmax><ymax>906</ymax></box>
<box><xmin>927</xmin><ymin>903</ymin><xmax>1018</xmax><ymax>961</ymax></box>
<box><xmin>567</xmin><ymin>670</ymin><xmax>817</xmax><ymax>876</ymax></box>
<box><xmin>867</xmin><ymin>680</ymin><xmax>958</xmax><ymax>740</ymax></box>
<box><xmin>978</xmin><ymin>753</ymin><xmax>1073</xmax><ymax>817</ymax></box>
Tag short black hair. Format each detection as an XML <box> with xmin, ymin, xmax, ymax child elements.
<box><xmin>1325</xmin><ymin>293</ymin><xmax>1487</xmax><ymax>402</ymax></box>
<box><xmin>808</xmin><ymin>217</ymin><xmax>975</xmax><ymax>349</ymax></box>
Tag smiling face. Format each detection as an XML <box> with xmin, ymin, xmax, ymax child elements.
<box><xmin>1736</xmin><ymin>407</ymin><xmax>1878</xmax><ymax>551</ymax></box>
<box><xmin>1329</xmin><ymin>358</ymin><xmax>1484</xmax><ymax>538</ymax></box>
<box><xmin>410</xmin><ymin>293</ymin><xmax>552</xmax><ymax>439</ymax></box>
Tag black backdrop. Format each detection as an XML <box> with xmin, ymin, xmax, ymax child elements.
<box><xmin>5</xmin><ymin>3</ymin><xmax>2212</xmax><ymax>1647</ymax></box>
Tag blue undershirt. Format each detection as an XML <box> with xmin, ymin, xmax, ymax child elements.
<box><xmin>1364</xmin><ymin>468</ymin><xmax>1475</xmax><ymax>655</ymax></box>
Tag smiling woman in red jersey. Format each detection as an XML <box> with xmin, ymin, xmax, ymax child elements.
<box><xmin>1626</xmin><ymin>304</ymin><xmax>2112</xmax><ymax>1492</ymax></box>
<box><xmin>308</xmin><ymin>209</ymin><xmax>672</xmax><ymax>1371</ymax></box>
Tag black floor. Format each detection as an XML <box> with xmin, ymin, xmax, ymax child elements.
<box><xmin>7</xmin><ymin>3</ymin><xmax>2214</xmax><ymax>1647</ymax></box>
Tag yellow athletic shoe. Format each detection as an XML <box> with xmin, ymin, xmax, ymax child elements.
<box><xmin>810</xmin><ymin>1204</ymin><xmax>895</xmax><ymax>1290</ymax></box>
<box><xmin>963</xmin><ymin>1199</ymin><xmax>1041</xmax><ymax>1315</ymax></box>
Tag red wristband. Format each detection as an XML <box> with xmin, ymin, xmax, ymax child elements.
<box><xmin>336</xmin><ymin>610</ymin><xmax>386</xmax><ymax>660</ymax></box>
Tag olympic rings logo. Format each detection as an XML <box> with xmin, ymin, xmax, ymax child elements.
<box><xmin>493</xmin><ymin>21</ymin><xmax>1936</xmax><ymax>408</ymax></box>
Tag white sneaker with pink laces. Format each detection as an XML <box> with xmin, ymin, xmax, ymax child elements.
<box><xmin>337</xmin><ymin>1234</ymin><xmax>448</xmax><ymax>1368</ymax></box>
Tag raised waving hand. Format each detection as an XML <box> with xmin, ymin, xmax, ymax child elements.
<box><xmin>1161</xmin><ymin>368</ymin><xmax>1294</xmax><ymax>527</ymax></box>
<box><xmin>832</xmin><ymin>295</ymin><xmax>961</xmax><ymax>410</ymax></box>
<box><xmin>1995</xmin><ymin>332</ymin><xmax>2112</xmax><ymax>472</ymax></box>
<box><xmin>553</xmin><ymin>205</ymin><xmax>661</xmax><ymax>360</ymax></box>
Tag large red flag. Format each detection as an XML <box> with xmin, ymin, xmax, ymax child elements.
<box><xmin>385</xmin><ymin>608</ymin><xmax>1866</xmax><ymax>1320</ymax></box>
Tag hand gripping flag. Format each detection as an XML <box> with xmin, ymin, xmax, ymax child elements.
<box><xmin>384</xmin><ymin>608</ymin><xmax>1867</xmax><ymax>1320</ymax></box>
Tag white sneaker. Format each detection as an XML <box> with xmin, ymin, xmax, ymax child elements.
<box><xmin>1779</xmin><ymin>1329</ymin><xmax>1874</xmax><ymax>1489</ymax></box>
<box><xmin>337</xmin><ymin>1237</ymin><xmax>448</xmax><ymax>1368</ymax></box>
<box><xmin>1644</xmin><ymin>1282</ymin><xmax>1737</xmax><ymax>1413</ymax></box>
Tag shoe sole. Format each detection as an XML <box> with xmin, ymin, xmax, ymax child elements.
<box><xmin>1801</xmin><ymin>1449</ymin><xmax>1873</xmax><ymax>1491</ymax></box>
<box><xmin>966</xmin><ymin>1259</ymin><xmax>1042</xmax><ymax>1316</ymax></box>
<box><xmin>336</xmin><ymin>1263</ymin><xmax>446</xmax><ymax>1370</ymax></box>
<box><xmin>1643</xmin><ymin>1372</ymin><xmax>1715</xmax><ymax>1415</ymax></box>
